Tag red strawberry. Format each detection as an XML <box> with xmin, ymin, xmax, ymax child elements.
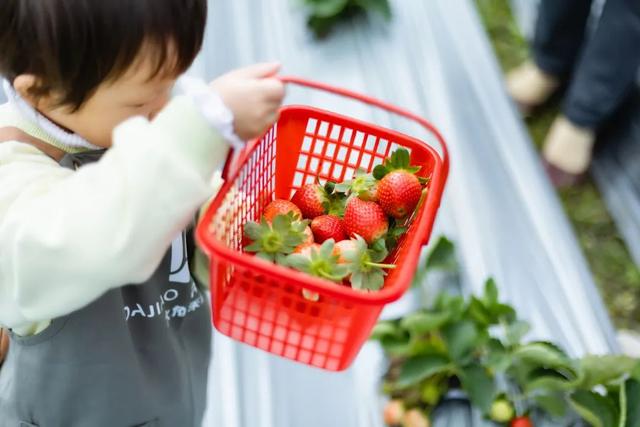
<box><xmin>511</xmin><ymin>417</ymin><xmax>533</xmax><ymax>427</ymax></box>
<box><xmin>377</xmin><ymin>171</ymin><xmax>422</xmax><ymax>219</ymax></box>
<box><xmin>373</xmin><ymin>148</ymin><xmax>424</xmax><ymax>219</ymax></box>
<box><xmin>343</xmin><ymin>197</ymin><xmax>388</xmax><ymax>244</ymax></box>
<box><xmin>263</xmin><ymin>199</ymin><xmax>302</xmax><ymax>222</ymax></box>
<box><xmin>311</xmin><ymin>215</ymin><xmax>347</xmax><ymax>243</ymax></box>
<box><xmin>291</xmin><ymin>183</ymin><xmax>328</xmax><ymax>219</ymax></box>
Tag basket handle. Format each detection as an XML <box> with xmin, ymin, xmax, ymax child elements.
<box><xmin>221</xmin><ymin>76</ymin><xmax>450</xmax><ymax>245</ymax></box>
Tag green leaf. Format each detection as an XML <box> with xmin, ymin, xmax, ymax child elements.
<box><xmin>370</xmin><ymin>238</ymin><xmax>389</xmax><ymax>262</ymax></box>
<box><xmin>255</xmin><ymin>252</ymin><xmax>275</xmax><ymax>262</ymax></box>
<box><xmin>623</xmin><ymin>379</ymin><xmax>640</xmax><ymax>427</ymax></box>
<box><xmin>272</xmin><ymin>214</ymin><xmax>290</xmax><ymax>233</ymax></box>
<box><xmin>360</xmin><ymin>271</ymin><xmax>385</xmax><ymax>291</ymax></box>
<box><xmin>505</xmin><ymin>320</ymin><xmax>531</xmax><ymax>346</ymax></box>
<box><xmin>370</xmin><ymin>321</ymin><xmax>399</xmax><ymax>341</ymax></box>
<box><xmin>400</xmin><ymin>311</ymin><xmax>450</xmax><ymax>335</ymax></box>
<box><xmin>442</xmin><ymin>320</ymin><xmax>478</xmax><ymax>362</ymax></box>
<box><xmin>632</xmin><ymin>362</ymin><xmax>640</xmax><ymax>382</ymax></box>
<box><xmin>396</xmin><ymin>354</ymin><xmax>451</xmax><ymax>388</ymax></box>
<box><xmin>467</xmin><ymin>297</ymin><xmax>492</xmax><ymax>327</ymax></box>
<box><xmin>460</xmin><ymin>364</ymin><xmax>496</xmax><ymax>413</ymax></box>
<box><xmin>534</xmin><ymin>392</ymin><xmax>568</xmax><ymax>418</ymax></box>
<box><xmin>286</xmin><ymin>254</ymin><xmax>311</xmax><ymax>272</ymax></box>
<box><xmin>425</xmin><ymin>236</ymin><xmax>457</xmax><ymax>272</ymax></box>
<box><xmin>244</xmin><ymin>221</ymin><xmax>263</xmax><ymax>240</ymax></box>
<box><xmin>354</xmin><ymin>0</ymin><xmax>392</xmax><ymax>18</ymax></box>
<box><xmin>244</xmin><ymin>241</ymin><xmax>263</xmax><ymax>252</ymax></box>
<box><xmin>578</xmin><ymin>356</ymin><xmax>640</xmax><ymax>389</ymax></box>
<box><xmin>275</xmin><ymin>253</ymin><xmax>288</xmax><ymax>266</ymax></box>
<box><xmin>434</xmin><ymin>293</ymin><xmax>466</xmax><ymax>318</ymax></box>
<box><xmin>307</xmin><ymin>0</ymin><xmax>349</xmax><ymax>17</ymax></box>
<box><xmin>484</xmin><ymin>278</ymin><xmax>498</xmax><ymax>305</ymax></box>
<box><xmin>525</xmin><ymin>367</ymin><xmax>578</xmax><ymax>392</ymax></box>
<box><xmin>373</xmin><ymin>164</ymin><xmax>387</xmax><ymax>180</ymax></box>
<box><xmin>569</xmin><ymin>390</ymin><xmax>619</xmax><ymax>427</ymax></box>
<box><xmin>486</xmin><ymin>338</ymin><xmax>511</xmax><ymax>373</ymax></box>
<box><xmin>319</xmin><ymin>239</ymin><xmax>335</xmax><ymax>258</ymax></box>
<box><xmin>379</xmin><ymin>333</ymin><xmax>412</xmax><ymax>356</ymax></box>
<box><xmin>486</xmin><ymin>302</ymin><xmax>517</xmax><ymax>323</ymax></box>
<box><xmin>512</xmin><ymin>342</ymin><xmax>574</xmax><ymax>371</ymax></box>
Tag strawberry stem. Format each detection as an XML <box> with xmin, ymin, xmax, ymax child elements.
<box><xmin>366</xmin><ymin>262</ymin><xmax>396</xmax><ymax>269</ymax></box>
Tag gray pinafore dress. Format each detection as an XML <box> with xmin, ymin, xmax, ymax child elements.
<box><xmin>0</xmin><ymin>148</ymin><xmax>212</xmax><ymax>427</ymax></box>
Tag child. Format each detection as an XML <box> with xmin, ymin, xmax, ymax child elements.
<box><xmin>0</xmin><ymin>0</ymin><xmax>284</xmax><ymax>426</ymax></box>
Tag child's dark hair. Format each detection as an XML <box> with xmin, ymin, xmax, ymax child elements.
<box><xmin>0</xmin><ymin>0</ymin><xmax>207</xmax><ymax>111</ymax></box>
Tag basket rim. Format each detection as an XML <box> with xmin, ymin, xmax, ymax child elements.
<box><xmin>196</xmin><ymin>104</ymin><xmax>447</xmax><ymax>305</ymax></box>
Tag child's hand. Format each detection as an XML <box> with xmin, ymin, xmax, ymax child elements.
<box><xmin>211</xmin><ymin>63</ymin><xmax>285</xmax><ymax>141</ymax></box>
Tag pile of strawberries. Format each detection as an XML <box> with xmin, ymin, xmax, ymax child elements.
<box><xmin>243</xmin><ymin>148</ymin><xmax>428</xmax><ymax>298</ymax></box>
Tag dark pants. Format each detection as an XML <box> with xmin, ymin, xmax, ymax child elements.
<box><xmin>533</xmin><ymin>0</ymin><xmax>640</xmax><ymax>129</ymax></box>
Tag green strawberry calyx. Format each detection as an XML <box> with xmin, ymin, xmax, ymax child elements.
<box><xmin>342</xmin><ymin>236</ymin><xmax>396</xmax><ymax>291</ymax></box>
<box><xmin>334</xmin><ymin>168</ymin><xmax>378</xmax><ymax>201</ymax></box>
<box><xmin>373</xmin><ymin>148</ymin><xmax>429</xmax><ymax>184</ymax></box>
<box><xmin>244</xmin><ymin>213</ymin><xmax>309</xmax><ymax>265</ymax></box>
<box><xmin>385</xmin><ymin>217</ymin><xmax>409</xmax><ymax>251</ymax></box>
<box><xmin>285</xmin><ymin>239</ymin><xmax>349</xmax><ymax>282</ymax></box>
<box><xmin>321</xmin><ymin>180</ymin><xmax>348</xmax><ymax>216</ymax></box>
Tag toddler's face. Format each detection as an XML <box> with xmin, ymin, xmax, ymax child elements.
<box><xmin>19</xmin><ymin>49</ymin><xmax>178</xmax><ymax>148</ymax></box>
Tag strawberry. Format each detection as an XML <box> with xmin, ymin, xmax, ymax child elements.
<box><xmin>302</xmin><ymin>226</ymin><xmax>314</xmax><ymax>244</ymax></box>
<box><xmin>334</xmin><ymin>239</ymin><xmax>357</xmax><ymax>263</ymax></box>
<box><xmin>490</xmin><ymin>398</ymin><xmax>515</xmax><ymax>423</ymax></box>
<box><xmin>383</xmin><ymin>399</ymin><xmax>405</xmax><ymax>426</ymax></box>
<box><xmin>263</xmin><ymin>199</ymin><xmax>302</xmax><ymax>222</ymax></box>
<box><xmin>292</xmin><ymin>181</ymin><xmax>347</xmax><ymax>219</ymax></box>
<box><xmin>293</xmin><ymin>242</ymin><xmax>320</xmax><ymax>255</ymax></box>
<box><xmin>334</xmin><ymin>168</ymin><xmax>378</xmax><ymax>201</ymax></box>
<box><xmin>341</xmin><ymin>236</ymin><xmax>395</xmax><ymax>291</ymax></box>
<box><xmin>343</xmin><ymin>197</ymin><xmax>388</xmax><ymax>244</ymax></box>
<box><xmin>286</xmin><ymin>239</ymin><xmax>349</xmax><ymax>301</ymax></box>
<box><xmin>291</xmin><ymin>183</ymin><xmax>328</xmax><ymax>219</ymax></box>
<box><xmin>374</xmin><ymin>148</ymin><xmax>424</xmax><ymax>219</ymax></box>
<box><xmin>511</xmin><ymin>417</ymin><xmax>533</xmax><ymax>427</ymax></box>
<box><xmin>244</xmin><ymin>213</ymin><xmax>310</xmax><ymax>265</ymax></box>
<box><xmin>311</xmin><ymin>215</ymin><xmax>347</xmax><ymax>243</ymax></box>
<box><xmin>402</xmin><ymin>409</ymin><xmax>430</xmax><ymax>427</ymax></box>
<box><xmin>285</xmin><ymin>239</ymin><xmax>349</xmax><ymax>283</ymax></box>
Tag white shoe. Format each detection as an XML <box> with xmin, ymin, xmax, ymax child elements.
<box><xmin>542</xmin><ymin>115</ymin><xmax>595</xmax><ymax>176</ymax></box>
<box><xmin>506</xmin><ymin>61</ymin><xmax>560</xmax><ymax>113</ymax></box>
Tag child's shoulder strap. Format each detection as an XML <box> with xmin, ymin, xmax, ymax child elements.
<box><xmin>0</xmin><ymin>126</ymin><xmax>65</xmax><ymax>162</ymax></box>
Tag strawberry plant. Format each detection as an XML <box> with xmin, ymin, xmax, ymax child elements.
<box><xmin>302</xmin><ymin>0</ymin><xmax>392</xmax><ymax>38</ymax></box>
<box><xmin>373</xmin><ymin>236</ymin><xmax>640</xmax><ymax>427</ymax></box>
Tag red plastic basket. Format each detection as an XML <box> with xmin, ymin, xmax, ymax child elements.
<box><xmin>196</xmin><ymin>76</ymin><xmax>449</xmax><ymax>371</ymax></box>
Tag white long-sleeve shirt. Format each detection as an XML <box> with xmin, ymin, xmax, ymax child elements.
<box><xmin>0</xmin><ymin>83</ymin><xmax>232</xmax><ymax>336</ymax></box>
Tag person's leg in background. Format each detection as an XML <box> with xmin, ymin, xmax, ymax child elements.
<box><xmin>543</xmin><ymin>0</ymin><xmax>640</xmax><ymax>182</ymax></box>
<box><xmin>507</xmin><ymin>0</ymin><xmax>593</xmax><ymax>113</ymax></box>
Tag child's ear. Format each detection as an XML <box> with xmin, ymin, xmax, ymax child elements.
<box><xmin>13</xmin><ymin>74</ymin><xmax>38</xmax><ymax>101</ymax></box>
<box><xmin>13</xmin><ymin>74</ymin><xmax>55</xmax><ymax>110</ymax></box>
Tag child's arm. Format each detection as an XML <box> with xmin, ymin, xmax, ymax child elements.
<box><xmin>0</xmin><ymin>64</ymin><xmax>284</xmax><ymax>332</ymax></box>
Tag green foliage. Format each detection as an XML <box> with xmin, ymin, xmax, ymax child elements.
<box><xmin>372</xmin><ymin>236</ymin><xmax>640</xmax><ymax>425</ymax></box>
<box><xmin>302</xmin><ymin>0</ymin><xmax>391</xmax><ymax>38</ymax></box>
